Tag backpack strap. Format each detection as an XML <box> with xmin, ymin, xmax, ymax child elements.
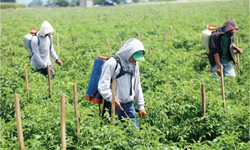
<box><xmin>111</xmin><ymin>55</ymin><xmax>133</xmax><ymax>96</ymax></box>
<box><xmin>49</xmin><ymin>35</ymin><xmax>52</xmax><ymax>52</ymax></box>
<box><xmin>29</xmin><ymin>35</ymin><xmax>52</xmax><ymax>59</ymax></box>
<box><xmin>27</xmin><ymin>34</ymin><xmax>40</xmax><ymax>60</ymax></box>
<box><xmin>90</xmin><ymin>55</ymin><xmax>134</xmax><ymax>101</ymax></box>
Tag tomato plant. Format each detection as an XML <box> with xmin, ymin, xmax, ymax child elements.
<box><xmin>1</xmin><ymin>0</ymin><xmax>249</xmax><ymax>149</ymax></box>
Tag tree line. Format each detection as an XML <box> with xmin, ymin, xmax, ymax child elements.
<box><xmin>0</xmin><ymin>0</ymin><xmax>176</xmax><ymax>7</ymax></box>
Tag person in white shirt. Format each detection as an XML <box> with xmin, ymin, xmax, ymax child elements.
<box><xmin>98</xmin><ymin>38</ymin><xmax>147</xmax><ymax>130</ymax></box>
<box><xmin>31</xmin><ymin>20</ymin><xmax>63</xmax><ymax>78</ymax></box>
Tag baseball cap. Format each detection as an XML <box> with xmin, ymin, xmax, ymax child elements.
<box><xmin>133</xmin><ymin>51</ymin><xmax>145</xmax><ymax>61</ymax></box>
<box><xmin>230</xmin><ymin>29</ymin><xmax>237</xmax><ymax>33</ymax></box>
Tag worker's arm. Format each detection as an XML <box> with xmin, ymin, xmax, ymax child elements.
<box><xmin>214</xmin><ymin>53</ymin><xmax>221</xmax><ymax>76</ymax></box>
<box><xmin>233</xmin><ymin>43</ymin><xmax>243</xmax><ymax>54</ymax></box>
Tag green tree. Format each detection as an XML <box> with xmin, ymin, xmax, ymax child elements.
<box><xmin>56</xmin><ymin>0</ymin><xmax>69</xmax><ymax>7</ymax></box>
<box><xmin>28</xmin><ymin>0</ymin><xmax>43</xmax><ymax>7</ymax></box>
<box><xmin>70</xmin><ymin>0</ymin><xmax>79</xmax><ymax>6</ymax></box>
<box><xmin>45</xmin><ymin>0</ymin><xmax>56</xmax><ymax>7</ymax></box>
<box><xmin>71</xmin><ymin>0</ymin><xmax>79</xmax><ymax>5</ymax></box>
<box><xmin>93</xmin><ymin>0</ymin><xmax>105</xmax><ymax>5</ymax></box>
<box><xmin>132</xmin><ymin>0</ymin><xmax>139</xmax><ymax>3</ymax></box>
<box><xmin>113</xmin><ymin>0</ymin><xmax>122</xmax><ymax>4</ymax></box>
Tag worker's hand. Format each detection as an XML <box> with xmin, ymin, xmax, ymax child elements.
<box><xmin>57</xmin><ymin>60</ymin><xmax>63</xmax><ymax>66</ymax></box>
<box><xmin>237</xmin><ymin>48</ymin><xmax>243</xmax><ymax>54</ymax></box>
<box><xmin>216</xmin><ymin>65</ymin><xmax>221</xmax><ymax>76</ymax></box>
<box><xmin>139</xmin><ymin>110</ymin><xmax>147</xmax><ymax>119</ymax></box>
<box><xmin>115</xmin><ymin>97</ymin><xmax>121</xmax><ymax>109</ymax></box>
<box><xmin>46</xmin><ymin>67</ymin><xmax>54</xmax><ymax>75</ymax></box>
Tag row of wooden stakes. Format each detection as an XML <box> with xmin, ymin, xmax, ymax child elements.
<box><xmin>15</xmin><ymin>67</ymin><xmax>118</xmax><ymax>150</ymax></box>
<box><xmin>14</xmin><ymin>66</ymin><xmax>226</xmax><ymax>150</ymax></box>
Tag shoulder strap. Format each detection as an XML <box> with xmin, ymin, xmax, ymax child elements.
<box><xmin>113</xmin><ymin>55</ymin><xmax>120</xmax><ymax>71</ymax></box>
<box><xmin>35</xmin><ymin>34</ymin><xmax>52</xmax><ymax>51</ymax></box>
<box><xmin>49</xmin><ymin>35</ymin><xmax>52</xmax><ymax>52</ymax></box>
<box><xmin>111</xmin><ymin>55</ymin><xmax>133</xmax><ymax>96</ymax></box>
<box><xmin>112</xmin><ymin>55</ymin><xmax>134</xmax><ymax>78</ymax></box>
<box><xmin>29</xmin><ymin>35</ymin><xmax>39</xmax><ymax>59</ymax></box>
<box><xmin>33</xmin><ymin>34</ymin><xmax>40</xmax><ymax>46</ymax></box>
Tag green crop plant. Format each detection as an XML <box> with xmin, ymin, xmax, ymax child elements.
<box><xmin>1</xmin><ymin>0</ymin><xmax>249</xmax><ymax>149</ymax></box>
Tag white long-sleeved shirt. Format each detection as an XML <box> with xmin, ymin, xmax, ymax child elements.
<box><xmin>30</xmin><ymin>21</ymin><xmax>58</xmax><ymax>69</ymax></box>
<box><xmin>98</xmin><ymin>38</ymin><xmax>145</xmax><ymax>110</ymax></box>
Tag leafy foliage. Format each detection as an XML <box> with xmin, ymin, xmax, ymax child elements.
<box><xmin>56</xmin><ymin>0</ymin><xmax>69</xmax><ymax>7</ymax></box>
<box><xmin>1</xmin><ymin>0</ymin><xmax>249</xmax><ymax>149</ymax></box>
<box><xmin>0</xmin><ymin>3</ymin><xmax>27</xmax><ymax>9</ymax></box>
<box><xmin>28</xmin><ymin>0</ymin><xmax>43</xmax><ymax>7</ymax></box>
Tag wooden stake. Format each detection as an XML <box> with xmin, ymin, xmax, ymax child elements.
<box><xmin>201</xmin><ymin>83</ymin><xmax>205</xmax><ymax>114</ymax></box>
<box><xmin>73</xmin><ymin>84</ymin><xmax>80</xmax><ymax>137</ymax></box>
<box><xmin>73</xmin><ymin>36</ymin><xmax>76</xmax><ymax>49</ymax></box>
<box><xmin>84</xmin><ymin>19</ymin><xmax>87</xmax><ymax>24</ymax></box>
<box><xmin>182</xmin><ymin>17</ymin><xmax>184</xmax><ymax>25</ymax></box>
<box><xmin>14</xmin><ymin>94</ymin><xmax>25</xmax><ymax>150</ymax></box>
<box><xmin>170</xmin><ymin>26</ymin><xmax>173</xmax><ymax>36</ymax></box>
<box><xmin>165</xmin><ymin>34</ymin><xmax>167</xmax><ymax>44</ymax></box>
<box><xmin>2</xmin><ymin>48</ymin><xmax>5</xmax><ymax>64</ymax></box>
<box><xmin>120</xmin><ymin>39</ymin><xmax>122</xmax><ymax>48</ymax></box>
<box><xmin>107</xmin><ymin>41</ymin><xmax>111</xmax><ymax>56</ymax></box>
<box><xmin>61</xmin><ymin>95</ymin><xmax>66</xmax><ymax>150</ymax></box>
<box><xmin>57</xmin><ymin>34</ymin><xmax>59</xmax><ymax>56</ymax></box>
<box><xmin>188</xmin><ymin>24</ymin><xmax>190</xmax><ymax>32</ymax></box>
<box><xmin>25</xmin><ymin>69</ymin><xmax>30</xmax><ymax>101</ymax></box>
<box><xmin>236</xmin><ymin>38</ymin><xmax>240</xmax><ymax>68</ymax></box>
<box><xmin>47</xmin><ymin>65</ymin><xmax>52</xmax><ymax>98</ymax></box>
<box><xmin>220</xmin><ymin>65</ymin><xmax>226</xmax><ymax>109</ymax></box>
<box><xmin>202</xmin><ymin>20</ymin><xmax>204</xmax><ymax>26</ymax></box>
<box><xmin>111</xmin><ymin>76</ymin><xmax>116</xmax><ymax>120</ymax></box>
<box><xmin>9</xmin><ymin>41</ymin><xmax>13</xmax><ymax>67</ymax></box>
<box><xmin>138</xmin><ymin>32</ymin><xmax>140</xmax><ymax>40</ymax></box>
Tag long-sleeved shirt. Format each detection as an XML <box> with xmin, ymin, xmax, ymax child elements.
<box><xmin>30</xmin><ymin>20</ymin><xmax>58</xmax><ymax>69</ymax></box>
<box><xmin>98</xmin><ymin>38</ymin><xmax>145</xmax><ymax>110</ymax></box>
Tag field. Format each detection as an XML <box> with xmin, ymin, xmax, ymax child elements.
<box><xmin>0</xmin><ymin>3</ymin><xmax>27</xmax><ymax>9</ymax></box>
<box><xmin>1</xmin><ymin>0</ymin><xmax>249</xmax><ymax>149</ymax></box>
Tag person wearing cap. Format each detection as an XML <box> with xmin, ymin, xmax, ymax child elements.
<box><xmin>30</xmin><ymin>20</ymin><xmax>63</xmax><ymax>78</ymax></box>
<box><xmin>98</xmin><ymin>38</ymin><xmax>147</xmax><ymax>130</ymax></box>
<box><xmin>208</xmin><ymin>18</ymin><xmax>243</xmax><ymax>77</ymax></box>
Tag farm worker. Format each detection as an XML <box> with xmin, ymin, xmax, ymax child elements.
<box><xmin>30</xmin><ymin>20</ymin><xmax>63</xmax><ymax>78</ymax></box>
<box><xmin>208</xmin><ymin>18</ymin><xmax>243</xmax><ymax>77</ymax></box>
<box><xmin>98</xmin><ymin>38</ymin><xmax>147</xmax><ymax>130</ymax></box>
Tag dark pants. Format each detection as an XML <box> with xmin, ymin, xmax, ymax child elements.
<box><xmin>103</xmin><ymin>100</ymin><xmax>139</xmax><ymax>130</ymax></box>
<box><xmin>36</xmin><ymin>65</ymin><xmax>55</xmax><ymax>78</ymax></box>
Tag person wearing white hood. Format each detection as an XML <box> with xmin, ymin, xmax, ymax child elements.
<box><xmin>30</xmin><ymin>20</ymin><xmax>63</xmax><ymax>78</ymax></box>
<box><xmin>98</xmin><ymin>38</ymin><xmax>147</xmax><ymax>130</ymax></box>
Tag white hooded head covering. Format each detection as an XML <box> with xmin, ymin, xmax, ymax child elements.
<box><xmin>116</xmin><ymin>38</ymin><xmax>145</xmax><ymax>63</ymax></box>
<box><xmin>39</xmin><ymin>20</ymin><xmax>54</xmax><ymax>37</ymax></box>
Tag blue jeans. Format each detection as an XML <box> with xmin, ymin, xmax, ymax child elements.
<box><xmin>210</xmin><ymin>61</ymin><xmax>236</xmax><ymax>78</ymax></box>
<box><xmin>115</xmin><ymin>102</ymin><xmax>139</xmax><ymax>130</ymax></box>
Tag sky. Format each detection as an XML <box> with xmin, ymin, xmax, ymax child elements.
<box><xmin>16</xmin><ymin>0</ymin><xmax>47</xmax><ymax>5</ymax></box>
